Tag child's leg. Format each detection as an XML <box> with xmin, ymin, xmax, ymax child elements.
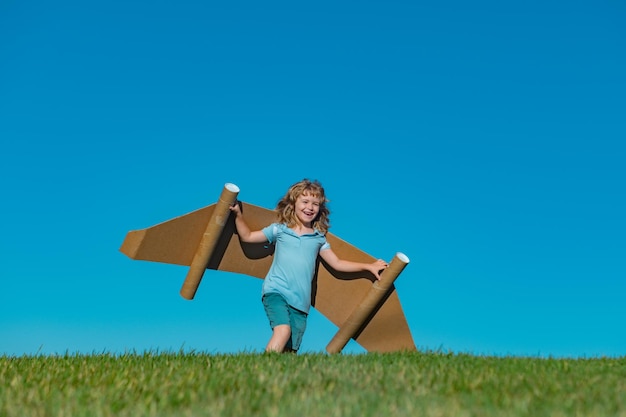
<box><xmin>262</xmin><ymin>293</ymin><xmax>292</xmax><ymax>353</ymax></box>
<box><xmin>265</xmin><ymin>324</ymin><xmax>291</xmax><ymax>352</ymax></box>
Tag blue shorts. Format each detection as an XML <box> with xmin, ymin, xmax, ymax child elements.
<box><xmin>262</xmin><ymin>292</ymin><xmax>308</xmax><ymax>352</ymax></box>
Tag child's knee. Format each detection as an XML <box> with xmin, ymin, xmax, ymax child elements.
<box><xmin>273</xmin><ymin>324</ymin><xmax>291</xmax><ymax>338</ymax></box>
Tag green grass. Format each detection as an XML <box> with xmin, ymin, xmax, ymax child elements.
<box><xmin>1</xmin><ymin>351</ymin><xmax>625</xmax><ymax>417</ymax></box>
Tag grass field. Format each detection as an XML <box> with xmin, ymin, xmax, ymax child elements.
<box><xmin>1</xmin><ymin>350</ymin><xmax>625</xmax><ymax>417</ymax></box>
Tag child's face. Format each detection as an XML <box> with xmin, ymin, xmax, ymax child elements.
<box><xmin>294</xmin><ymin>192</ymin><xmax>321</xmax><ymax>227</ymax></box>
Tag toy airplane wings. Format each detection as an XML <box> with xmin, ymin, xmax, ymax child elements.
<box><xmin>120</xmin><ymin>183</ymin><xmax>416</xmax><ymax>353</ymax></box>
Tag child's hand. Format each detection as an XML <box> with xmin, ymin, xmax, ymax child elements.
<box><xmin>229</xmin><ymin>201</ymin><xmax>242</xmax><ymax>216</ymax></box>
<box><xmin>370</xmin><ymin>259</ymin><xmax>389</xmax><ymax>280</ymax></box>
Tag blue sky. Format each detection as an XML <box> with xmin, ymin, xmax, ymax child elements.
<box><xmin>1</xmin><ymin>0</ymin><xmax>625</xmax><ymax>357</ymax></box>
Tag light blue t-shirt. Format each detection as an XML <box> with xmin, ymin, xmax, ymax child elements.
<box><xmin>261</xmin><ymin>223</ymin><xmax>331</xmax><ymax>314</ymax></box>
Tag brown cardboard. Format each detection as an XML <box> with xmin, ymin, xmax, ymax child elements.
<box><xmin>326</xmin><ymin>253</ymin><xmax>410</xmax><ymax>354</ymax></box>
<box><xmin>179</xmin><ymin>183</ymin><xmax>239</xmax><ymax>300</ymax></box>
<box><xmin>120</xmin><ymin>184</ymin><xmax>416</xmax><ymax>353</ymax></box>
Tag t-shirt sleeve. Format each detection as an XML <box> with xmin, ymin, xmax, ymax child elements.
<box><xmin>262</xmin><ymin>223</ymin><xmax>279</xmax><ymax>243</ymax></box>
<box><xmin>320</xmin><ymin>240</ymin><xmax>331</xmax><ymax>252</ymax></box>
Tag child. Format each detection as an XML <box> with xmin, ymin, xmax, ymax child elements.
<box><xmin>229</xmin><ymin>179</ymin><xmax>389</xmax><ymax>353</ymax></box>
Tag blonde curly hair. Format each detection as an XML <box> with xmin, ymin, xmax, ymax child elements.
<box><xmin>275</xmin><ymin>179</ymin><xmax>330</xmax><ymax>234</ymax></box>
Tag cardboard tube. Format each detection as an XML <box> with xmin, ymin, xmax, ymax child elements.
<box><xmin>326</xmin><ymin>252</ymin><xmax>410</xmax><ymax>354</ymax></box>
<box><xmin>179</xmin><ymin>183</ymin><xmax>240</xmax><ymax>300</ymax></box>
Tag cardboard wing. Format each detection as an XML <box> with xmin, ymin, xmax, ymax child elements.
<box><xmin>120</xmin><ymin>189</ymin><xmax>416</xmax><ymax>353</ymax></box>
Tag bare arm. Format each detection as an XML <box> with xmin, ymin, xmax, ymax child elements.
<box><xmin>319</xmin><ymin>248</ymin><xmax>389</xmax><ymax>280</ymax></box>
<box><xmin>229</xmin><ymin>202</ymin><xmax>268</xmax><ymax>243</ymax></box>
